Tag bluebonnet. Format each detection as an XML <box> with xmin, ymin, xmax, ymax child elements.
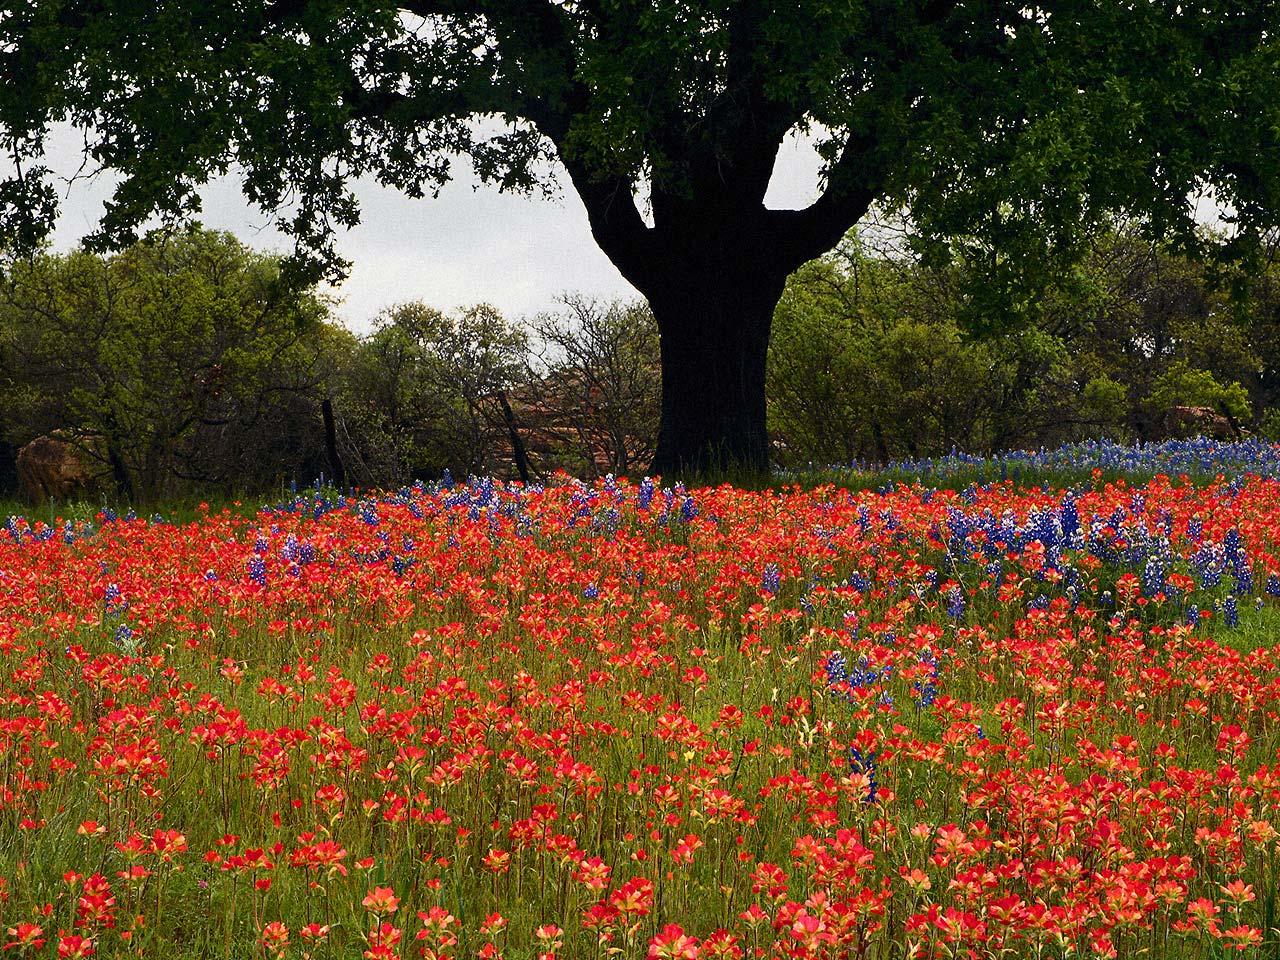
<box><xmin>583</xmin><ymin>583</ymin><xmax>599</xmax><ymax>600</ymax></box>
<box><xmin>1223</xmin><ymin>595</ymin><xmax>1240</xmax><ymax>628</ymax></box>
<box><xmin>1224</xmin><ymin>528</ymin><xmax>1253</xmax><ymax>593</ymax></box>
<box><xmin>1141</xmin><ymin>552</ymin><xmax>1168</xmax><ymax>598</ymax></box>
<box><xmin>356</xmin><ymin>499</ymin><xmax>380</xmax><ymax>526</ymax></box>
<box><xmin>593</xmin><ymin>507</ymin><xmax>622</xmax><ymax>538</ymax></box>
<box><xmin>1266</xmin><ymin>574</ymin><xmax>1280</xmax><ymax>598</ymax></box>
<box><xmin>247</xmin><ymin>555</ymin><xmax>267</xmax><ymax>587</ymax></box>
<box><xmin>1060</xmin><ymin>493</ymin><xmax>1080</xmax><ymax>542</ymax></box>
<box><xmin>825</xmin><ymin>438</ymin><xmax>1280</xmax><ymax>484</ymax></box>
<box><xmin>103</xmin><ymin>583</ymin><xmax>127</xmax><ymax>619</ymax></box>
<box><xmin>1184</xmin><ymin>605</ymin><xmax>1199</xmax><ymax>628</ymax></box>
<box><xmin>848</xmin><ymin>746</ymin><xmax>878</xmax><ymax>804</ymax></box>
<box><xmin>634</xmin><ymin>477</ymin><xmax>654</xmax><ymax>512</ymax></box>
<box><xmin>761</xmin><ymin>564</ymin><xmax>781</xmax><ymax>595</ymax></box>
<box><xmin>945</xmin><ymin>586</ymin><xmax>966</xmax><ymax>619</ymax></box>
<box><xmin>914</xmin><ymin>649</ymin><xmax>940</xmax><ymax>707</ymax></box>
<box><xmin>1188</xmin><ymin>516</ymin><xmax>1203</xmax><ymax>541</ymax></box>
<box><xmin>825</xmin><ymin>652</ymin><xmax>888</xmax><ymax>701</ymax></box>
<box><xmin>1191</xmin><ymin>543</ymin><xmax>1225</xmax><ymax>589</ymax></box>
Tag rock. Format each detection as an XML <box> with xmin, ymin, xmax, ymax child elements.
<box><xmin>15</xmin><ymin>434</ymin><xmax>111</xmax><ymax>504</ymax></box>
<box><xmin>1161</xmin><ymin>405</ymin><xmax>1241</xmax><ymax>441</ymax></box>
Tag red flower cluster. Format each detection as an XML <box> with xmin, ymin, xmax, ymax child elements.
<box><xmin>0</xmin><ymin>472</ymin><xmax>1278</xmax><ymax>958</ymax></box>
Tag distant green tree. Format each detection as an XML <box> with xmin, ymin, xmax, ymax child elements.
<box><xmin>348</xmin><ymin>302</ymin><xmax>529</xmax><ymax>479</ymax></box>
<box><xmin>768</xmin><ymin>235</ymin><xmax>1040</xmax><ymax>464</ymax></box>
<box><xmin>769</xmin><ymin>225</ymin><xmax>1279</xmax><ymax>464</ymax></box>
<box><xmin>0</xmin><ymin>227</ymin><xmax>328</xmax><ymax>500</ymax></box>
<box><xmin>4</xmin><ymin>1</ymin><xmax>1277</xmax><ymax>473</ymax></box>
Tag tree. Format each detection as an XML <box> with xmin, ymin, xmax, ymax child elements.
<box><xmin>348</xmin><ymin>302</ymin><xmax>530</xmax><ymax>479</ymax></box>
<box><xmin>529</xmin><ymin>296</ymin><xmax>660</xmax><ymax>476</ymax></box>
<box><xmin>768</xmin><ymin>234</ymin><xmax>1048</xmax><ymax>464</ymax></box>
<box><xmin>0</xmin><ymin>227</ymin><xmax>329</xmax><ymax>501</ymax></box>
<box><xmin>768</xmin><ymin>222</ymin><xmax>1279</xmax><ymax>464</ymax></box>
<box><xmin>2</xmin><ymin>2</ymin><xmax>1277</xmax><ymax>473</ymax></box>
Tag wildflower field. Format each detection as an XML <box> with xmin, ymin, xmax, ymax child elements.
<box><xmin>4</xmin><ymin>448</ymin><xmax>1280</xmax><ymax>959</ymax></box>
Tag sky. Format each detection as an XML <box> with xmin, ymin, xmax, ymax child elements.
<box><xmin>40</xmin><ymin>122</ymin><xmax>827</xmax><ymax>334</ymax></box>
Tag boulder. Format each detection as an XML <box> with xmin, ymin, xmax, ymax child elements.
<box><xmin>1161</xmin><ymin>405</ymin><xmax>1240</xmax><ymax>441</ymax></box>
<box><xmin>15</xmin><ymin>434</ymin><xmax>111</xmax><ymax>504</ymax></box>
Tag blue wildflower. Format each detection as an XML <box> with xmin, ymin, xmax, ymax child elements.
<box><xmin>848</xmin><ymin>746</ymin><xmax>878</xmax><ymax>804</ymax></box>
<box><xmin>761</xmin><ymin>564</ymin><xmax>781</xmax><ymax>595</ymax></box>
<box><xmin>247</xmin><ymin>556</ymin><xmax>267</xmax><ymax>587</ymax></box>
<box><xmin>1223</xmin><ymin>595</ymin><xmax>1240</xmax><ymax>628</ymax></box>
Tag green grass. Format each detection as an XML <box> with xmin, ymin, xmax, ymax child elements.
<box><xmin>1210</xmin><ymin>604</ymin><xmax>1280</xmax><ymax>653</ymax></box>
<box><xmin>0</xmin><ymin>494</ymin><xmax>263</xmax><ymax>526</ymax></box>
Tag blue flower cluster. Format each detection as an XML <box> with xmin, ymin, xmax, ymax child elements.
<box><xmin>837</xmin><ymin>437</ymin><xmax>1280</xmax><ymax>482</ymax></box>
<box><xmin>848</xmin><ymin>746</ymin><xmax>878</xmax><ymax>804</ymax></box>
<box><xmin>913</xmin><ymin>650</ymin><xmax>941</xmax><ymax>707</ymax></box>
<box><xmin>824</xmin><ymin>651</ymin><xmax>889</xmax><ymax>701</ymax></box>
<box><xmin>942</xmin><ymin>489</ymin><xmax>1261</xmax><ymax>625</ymax></box>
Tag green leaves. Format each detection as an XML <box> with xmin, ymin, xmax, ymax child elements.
<box><xmin>0</xmin><ymin>226</ymin><xmax>329</xmax><ymax>499</ymax></box>
<box><xmin>0</xmin><ymin>0</ymin><xmax>1276</xmax><ymax>318</ymax></box>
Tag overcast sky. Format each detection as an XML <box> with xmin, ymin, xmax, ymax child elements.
<box><xmin>40</xmin><ymin>123</ymin><xmax>827</xmax><ymax>334</ymax></box>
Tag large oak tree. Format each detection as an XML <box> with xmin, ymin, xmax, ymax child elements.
<box><xmin>2</xmin><ymin>1</ymin><xmax>1277</xmax><ymax>472</ymax></box>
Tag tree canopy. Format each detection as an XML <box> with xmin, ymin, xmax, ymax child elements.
<box><xmin>3</xmin><ymin>0</ymin><xmax>1278</xmax><ymax>471</ymax></box>
<box><xmin>0</xmin><ymin>227</ymin><xmax>332</xmax><ymax>499</ymax></box>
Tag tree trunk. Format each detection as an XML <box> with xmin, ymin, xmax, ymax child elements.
<box><xmin>321</xmin><ymin>397</ymin><xmax>347</xmax><ymax>488</ymax></box>
<box><xmin>106</xmin><ymin>443</ymin><xmax>134</xmax><ymax>503</ymax></box>
<box><xmin>496</xmin><ymin>389</ymin><xmax>531</xmax><ymax>484</ymax></box>
<box><xmin>648</xmin><ymin>267</ymin><xmax>786</xmax><ymax>477</ymax></box>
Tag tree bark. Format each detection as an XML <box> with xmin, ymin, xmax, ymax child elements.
<box><xmin>496</xmin><ymin>389</ymin><xmax>531</xmax><ymax>483</ymax></box>
<box><xmin>647</xmin><ymin>265</ymin><xmax>787</xmax><ymax>477</ymax></box>
<box><xmin>321</xmin><ymin>397</ymin><xmax>347</xmax><ymax>488</ymax></box>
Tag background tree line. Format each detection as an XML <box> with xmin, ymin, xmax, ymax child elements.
<box><xmin>0</xmin><ymin>222</ymin><xmax>1276</xmax><ymax>503</ymax></box>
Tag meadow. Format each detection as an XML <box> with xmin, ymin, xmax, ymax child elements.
<box><xmin>3</xmin><ymin>442</ymin><xmax>1280</xmax><ymax>959</ymax></box>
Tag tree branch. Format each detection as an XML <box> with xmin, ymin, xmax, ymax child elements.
<box><xmin>766</xmin><ymin>130</ymin><xmax>885</xmax><ymax>270</ymax></box>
